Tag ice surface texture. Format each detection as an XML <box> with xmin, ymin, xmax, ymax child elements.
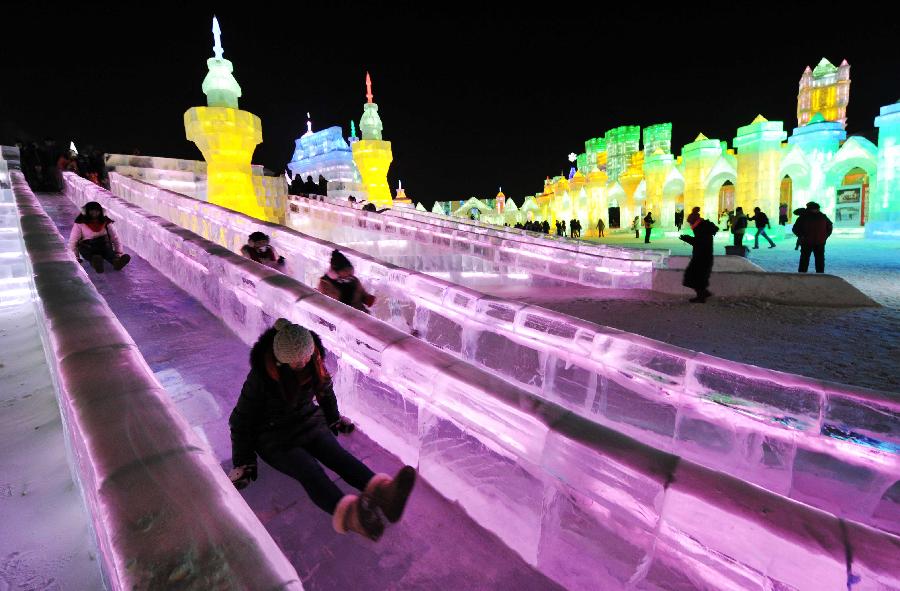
<box><xmin>106</xmin><ymin>172</ymin><xmax>900</xmax><ymax>535</ymax></box>
<box><xmin>65</xmin><ymin>173</ymin><xmax>900</xmax><ymax>590</ymax></box>
<box><xmin>13</xmin><ymin>172</ymin><xmax>303</xmax><ymax>591</ymax></box>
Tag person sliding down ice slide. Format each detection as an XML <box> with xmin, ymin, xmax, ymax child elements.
<box><xmin>68</xmin><ymin>201</ymin><xmax>131</xmax><ymax>273</ymax></box>
<box><xmin>228</xmin><ymin>319</ymin><xmax>417</xmax><ymax>540</ymax></box>
<box><xmin>240</xmin><ymin>231</ymin><xmax>285</xmax><ymax>268</ymax></box>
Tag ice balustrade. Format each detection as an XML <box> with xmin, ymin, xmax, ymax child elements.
<box><xmin>368</xmin><ymin>196</ymin><xmax>669</xmax><ymax>266</ymax></box>
<box><xmin>11</xmin><ymin>172</ymin><xmax>303</xmax><ymax>591</ymax></box>
<box><xmin>1</xmin><ymin>148</ymin><xmax>31</xmax><ymax>307</ymax></box>
<box><xmin>65</xmin><ymin>173</ymin><xmax>900</xmax><ymax>590</ymax></box>
<box><xmin>103</xmin><ymin>172</ymin><xmax>900</xmax><ymax>534</ymax></box>
<box><xmin>287</xmin><ymin>195</ymin><xmax>655</xmax><ymax>290</ymax></box>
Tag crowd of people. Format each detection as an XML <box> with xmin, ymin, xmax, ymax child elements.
<box><xmin>18</xmin><ymin>138</ymin><xmax>109</xmax><ymax>192</ymax></box>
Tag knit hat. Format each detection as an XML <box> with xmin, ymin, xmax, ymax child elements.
<box><xmin>330</xmin><ymin>250</ymin><xmax>353</xmax><ymax>271</ymax></box>
<box><xmin>272</xmin><ymin>318</ymin><xmax>315</xmax><ymax>366</ymax></box>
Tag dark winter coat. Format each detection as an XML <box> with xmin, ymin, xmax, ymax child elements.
<box><xmin>792</xmin><ymin>210</ymin><xmax>833</xmax><ymax>246</ymax></box>
<box><xmin>229</xmin><ymin>329</ymin><xmax>340</xmax><ymax>467</ymax></box>
<box><xmin>680</xmin><ymin>219</ymin><xmax>718</xmax><ymax>291</ymax></box>
<box><xmin>749</xmin><ymin>212</ymin><xmax>769</xmax><ymax>229</ymax></box>
<box><xmin>318</xmin><ymin>273</ymin><xmax>375</xmax><ymax>312</ymax></box>
<box><xmin>731</xmin><ymin>213</ymin><xmax>748</xmax><ymax>234</ymax></box>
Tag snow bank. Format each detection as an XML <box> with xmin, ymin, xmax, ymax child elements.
<box><xmin>12</xmin><ymin>172</ymin><xmax>303</xmax><ymax>591</ymax></box>
<box><xmin>67</xmin><ymin>173</ymin><xmax>900</xmax><ymax>589</ymax></box>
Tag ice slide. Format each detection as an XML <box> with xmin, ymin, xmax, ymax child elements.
<box><xmin>53</xmin><ymin>172</ymin><xmax>900</xmax><ymax>588</ymax></box>
<box><xmin>108</xmin><ymin>172</ymin><xmax>900</xmax><ymax>536</ymax></box>
<box><xmin>17</xmin><ymin>175</ymin><xmax>562</xmax><ymax>590</ymax></box>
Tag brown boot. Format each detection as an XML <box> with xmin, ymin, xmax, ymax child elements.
<box><xmin>365</xmin><ymin>466</ymin><xmax>417</xmax><ymax>523</ymax></box>
<box><xmin>332</xmin><ymin>494</ymin><xmax>384</xmax><ymax>541</ymax></box>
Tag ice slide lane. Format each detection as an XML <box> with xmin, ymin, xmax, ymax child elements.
<box><xmin>34</xmin><ymin>188</ymin><xmax>563</xmax><ymax>591</ymax></box>
<box><xmin>64</xmin><ymin>173</ymin><xmax>900</xmax><ymax>590</ymax></box>
<box><xmin>107</xmin><ymin>173</ymin><xmax>900</xmax><ymax>536</ymax></box>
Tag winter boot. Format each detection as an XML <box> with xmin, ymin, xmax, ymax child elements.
<box><xmin>112</xmin><ymin>254</ymin><xmax>131</xmax><ymax>271</ymax></box>
<box><xmin>90</xmin><ymin>254</ymin><xmax>104</xmax><ymax>273</ymax></box>
<box><xmin>333</xmin><ymin>493</ymin><xmax>384</xmax><ymax>541</ymax></box>
<box><xmin>364</xmin><ymin>466</ymin><xmax>417</xmax><ymax>523</ymax></box>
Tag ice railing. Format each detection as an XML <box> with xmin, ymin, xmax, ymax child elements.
<box><xmin>105</xmin><ymin>172</ymin><xmax>900</xmax><ymax>534</ymax></box>
<box><xmin>73</xmin><ymin>173</ymin><xmax>900</xmax><ymax>590</ymax></box>
<box><xmin>348</xmin><ymin>194</ymin><xmax>670</xmax><ymax>267</ymax></box>
<box><xmin>12</xmin><ymin>172</ymin><xmax>303</xmax><ymax>591</ymax></box>
<box><xmin>292</xmin><ymin>194</ymin><xmax>659</xmax><ymax>289</ymax></box>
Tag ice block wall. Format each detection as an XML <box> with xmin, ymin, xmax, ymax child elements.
<box><xmin>286</xmin><ymin>195</ymin><xmax>656</xmax><ymax>289</ymax></box>
<box><xmin>1</xmin><ymin>147</ymin><xmax>30</xmax><ymax>307</ymax></box>
<box><xmin>12</xmin><ymin>172</ymin><xmax>303</xmax><ymax>591</ymax></box>
<box><xmin>67</xmin><ymin>173</ymin><xmax>900</xmax><ymax>590</ymax></box>
<box><xmin>104</xmin><ymin>172</ymin><xmax>900</xmax><ymax>534</ymax></box>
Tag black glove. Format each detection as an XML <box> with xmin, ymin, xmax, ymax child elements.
<box><xmin>277</xmin><ymin>256</ymin><xmax>285</xmax><ymax>265</ymax></box>
<box><xmin>330</xmin><ymin>416</ymin><xmax>356</xmax><ymax>436</ymax></box>
<box><xmin>228</xmin><ymin>464</ymin><xmax>257</xmax><ymax>490</ymax></box>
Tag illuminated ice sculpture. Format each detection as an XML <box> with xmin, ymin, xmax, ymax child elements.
<box><xmin>351</xmin><ymin>72</ymin><xmax>394</xmax><ymax>208</ymax></box>
<box><xmin>184</xmin><ymin>17</ymin><xmax>277</xmax><ymax>222</ymax></box>
<box><xmin>287</xmin><ymin>113</ymin><xmax>363</xmax><ymax>200</ymax></box>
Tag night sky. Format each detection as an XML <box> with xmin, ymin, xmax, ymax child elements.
<box><xmin>3</xmin><ymin>3</ymin><xmax>897</xmax><ymax>209</ymax></box>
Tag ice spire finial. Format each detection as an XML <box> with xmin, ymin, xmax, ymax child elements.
<box><xmin>306</xmin><ymin>112</ymin><xmax>312</xmax><ymax>135</ymax></box>
<box><xmin>366</xmin><ymin>72</ymin><xmax>374</xmax><ymax>104</ymax></box>
<box><xmin>212</xmin><ymin>16</ymin><xmax>224</xmax><ymax>59</ymax></box>
<box><xmin>350</xmin><ymin>120</ymin><xmax>357</xmax><ymax>138</ymax></box>
<box><xmin>398</xmin><ymin>179</ymin><xmax>402</xmax><ymax>190</ymax></box>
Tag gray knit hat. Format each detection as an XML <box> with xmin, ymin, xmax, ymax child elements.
<box><xmin>272</xmin><ymin>318</ymin><xmax>315</xmax><ymax>366</ymax></box>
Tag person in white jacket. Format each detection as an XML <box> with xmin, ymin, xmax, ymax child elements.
<box><xmin>68</xmin><ymin>201</ymin><xmax>130</xmax><ymax>273</ymax></box>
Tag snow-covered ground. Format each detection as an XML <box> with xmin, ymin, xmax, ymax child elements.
<box><xmin>0</xmin><ymin>301</ymin><xmax>103</xmax><ymax>590</ymax></box>
<box><xmin>491</xmin><ymin>231</ymin><xmax>900</xmax><ymax>395</ymax></box>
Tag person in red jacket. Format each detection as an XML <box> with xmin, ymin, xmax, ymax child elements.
<box><xmin>317</xmin><ymin>250</ymin><xmax>376</xmax><ymax>313</ymax></box>
<box><xmin>792</xmin><ymin>201</ymin><xmax>833</xmax><ymax>273</ymax></box>
<box><xmin>67</xmin><ymin>201</ymin><xmax>130</xmax><ymax>273</ymax></box>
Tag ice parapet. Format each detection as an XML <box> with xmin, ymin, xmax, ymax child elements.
<box><xmin>101</xmin><ymin>172</ymin><xmax>900</xmax><ymax>535</ymax></box>
<box><xmin>65</xmin><ymin>172</ymin><xmax>900</xmax><ymax>589</ymax></box>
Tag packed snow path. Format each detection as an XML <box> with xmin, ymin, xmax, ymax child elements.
<box><xmin>35</xmin><ymin>191</ymin><xmax>562</xmax><ymax>591</ymax></box>
<box><xmin>0</xmin><ymin>300</ymin><xmax>104</xmax><ymax>590</ymax></box>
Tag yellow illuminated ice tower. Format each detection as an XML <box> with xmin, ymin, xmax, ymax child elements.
<box><xmin>352</xmin><ymin>72</ymin><xmax>393</xmax><ymax>207</ymax></box>
<box><xmin>798</xmin><ymin>58</ymin><xmax>850</xmax><ymax>128</ymax></box>
<box><xmin>184</xmin><ymin>17</ymin><xmax>271</xmax><ymax>221</ymax></box>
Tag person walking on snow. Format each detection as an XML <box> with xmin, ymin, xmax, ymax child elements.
<box><xmin>643</xmin><ymin>211</ymin><xmax>655</xmax><ymax>244</ymax></box>
<box><xmin>748</xmin><ymin>207</ymin><xmax>776</xmax><ymax>249</ymax></box>
<box><xmin>68</xmin><ymin>201</ymin><xmax>131</xmax><ymax>273</ymax></box>
<box><xmin>679</xmin><ymin>214</ymin><xmax>718</xmax><ymax>303</ymax></box>
<box><xmin>318</xmin><ymin>250</ymin><xmax>376</xmax><ymax>313</ymax></box>
<box><xmin>686</xmin><ymin>206</ymin><xmax>701</xmax><ymax>229</ymax></box>
<box><xmin>731</xmin><ymin>207</ymin><xmax>748</xmax><ymax>248</ymax></box>
<box><xmin>792</xmin><ymin>201</ymin><xmax>833</xmax><ymax>273</ymax></box>
<box><xmin>229</xmin><ymin>319</ymin><xmax>417</xmax><ymax>540</ymax></box>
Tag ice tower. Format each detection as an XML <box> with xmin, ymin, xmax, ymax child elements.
<box><xmin>868</xmin><ymin>100</ymin><xmax>900</xmax><ymax>236</ymax></box>
<box><xmin>351</xmin><ymin>72</ymin><xmax>393</xmax><ymax>207</ymax></box>
<box><xmin>184</xmin><ymin>17</ymin><xmax>272</xmax><ymax>221</ymax></box>
<box><xmin>797</xmin><ymin>58</ymin><xmax>850</xmax><ymax>128</ymax></box>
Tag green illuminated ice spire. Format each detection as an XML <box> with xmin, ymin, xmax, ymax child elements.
<box><xmin>201</xmin><ymin>16</ymin><xmax>242</xmax><ymax>109</ymax></box>
<box><xmin>359</xmin><ymin>72</ymin><xmax>384</xmax><ymax>140</ymax></box>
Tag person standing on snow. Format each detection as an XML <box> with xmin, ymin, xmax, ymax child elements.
<box><xmin>317</xmin><ymin>250</ymin><xmax>376</xmax><ymax>313</ymax></box>
<box><xmin>643</xmin><ymin>211</ymin><xmax>655</xmax><ymax>244</ymax></box>
<box><xmin>596</xmin><ymin>218</ymin><xmax>605</xmax><ymax>238</ymax></box>
<box><xmin>792</xmin><ymin>201</ymin><xmax>833</xmax><ymax>273</ymax></box>
<box><xmin>748</xmin><ymin>207</ymin><xmax>776</xmax><ymax>249</ymax></box>
<box><xmin>679</xmin><ymin>214</ymin><xmax>718</xmax><ymax>303</ymax></box>
<box><xmin>229</xmin><ymin>319</ymin><xmax>417</xmax><ymax>540</ymax></box>
<box><xmin>68</xmin><ymin>201</ymin><xmax>131</xmax><ymax>273</ymax></box>
<box><xmin>731</xmin><ymin>207</ymin><xmax>748</xmax><ymax>248</ymax></box>
<box><xmin>632</xmin><ymin>215</ymin><xmax>641</xmax><ymax>239</ymax></box>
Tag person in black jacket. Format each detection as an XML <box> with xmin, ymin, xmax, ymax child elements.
<box><xmin>792</xmin><ymin>201</ymin><xmax>833</xmax><ymax>273</ymax></box>
<box><xmin>679</xmin><ymin>216</ymin><xmax>718</xmax><ymax>303</ymax></box>
<box><xmin>228</xmin><ymin>319</ymin><xmax>416</xmax><ymax>540</ymax></box>
<box><xmin>748</xmin><ymin>207</ymin><xmax>776</xmax><ymax>249</ymax></box>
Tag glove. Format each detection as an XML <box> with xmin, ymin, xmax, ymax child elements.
<box><xmin>228</xmin><ymin>464</ymin><xmax>257</xmax><ymax>490</ymax></box>
<box><xmin>277</xmin><ymin>256</ymin><xmax>286</xmax><ymax>265</ymax></box>
<box><xmin>330</xmin><ymin>416</ymin><xmax>356</xmax><ymax>436</ymax></box>
<box><xmin>362</xmin><ymin>293</ymin><xmax>376</xmax><ymax>307</ymax></box>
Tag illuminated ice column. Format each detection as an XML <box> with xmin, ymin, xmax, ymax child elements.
<box><xmin>644</xmin><ymin>149</ymin><xmax>675</xmax><ymax>230</ymax></box>
<box><xmin>733</xmin><ymin>115</ymin><xmax>787</xmax><ymax>216</ymax></box>
<box><xmin>184</xmin><ymin>17</ymin><xmax>267</xmax><ymax>221</ymax></box>
<box><xmin>352</xmin><ymin>72</ymin><xmax>393</xmax><ymax>208</ymax></box>
<box><xmin>786</xmin><ymin>113</ymin><xmax>845</xmax><ymax>216</ymax></box>
<box><xmin>618</xmin><ymin>151</ymin><xmax>644</xmax><ymax>223</ymax></box>
<box><xmin>586</xmin><ymin>168</ymin><xmax>608</xmax><ymax>235</ymax></box>
<box><xmin>867</xmin><ymin>101</ymin><xmax>900</xmax><ymax>237</ymax></box>
<box><xmin>681</xmin><ymin>133</ymin><xmax>725</xmax><ymax>219</ymax></box>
